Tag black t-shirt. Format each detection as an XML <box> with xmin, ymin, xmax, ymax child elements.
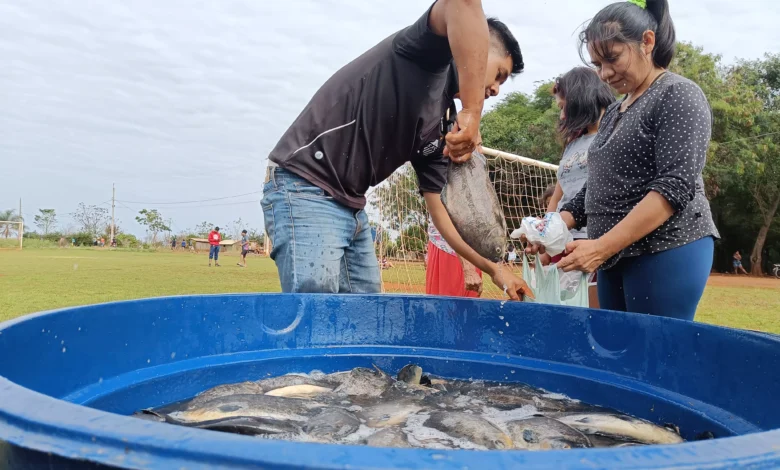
<box><xmin>268</xmin><ymin>4</ymin><xmax>455</xmax><ymax>209</ymax></box>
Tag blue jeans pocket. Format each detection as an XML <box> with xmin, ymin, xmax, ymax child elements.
<box><xmin>291</xmin><ymin>183</ymin><xmax>332</xmax><ymax>200</ymax></box>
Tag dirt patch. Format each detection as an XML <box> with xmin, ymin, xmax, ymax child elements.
<box><xmin>382</xmin><ymin>282</ymin><xmax>425</xmax><ymax>294</ymax></box>
<box><xmin>707</xmin><ymin>274</ymin><xmax>780</xmax><ymax>289</ymax></box>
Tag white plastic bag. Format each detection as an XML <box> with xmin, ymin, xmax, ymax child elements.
<box><xmin>510</xmin><ymin>212</ymin><xmax>573</xmax><ymax>257</ymax></box>
<box><xmin>521</xmin><ymin>255</ymin><xmax>589</xmax><ymax>307</ymax></box>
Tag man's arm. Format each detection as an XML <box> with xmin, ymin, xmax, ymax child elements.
<box><xmin>424</xmin><ymin>192</ymin><xmax>534</xmax><ymax>300</ymax></box>
<box><xmin>429</xmin><ymin>0</ymin><xmax>488</xmax><ymax>161</ymax></box>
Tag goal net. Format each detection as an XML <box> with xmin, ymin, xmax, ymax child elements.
<box><xmin>368</xmin><ymin>147</ymin><xmax>558</xmax><ymax>299</ymax></box>
<box><xmin>0</xmin><ymin>221</ymin><xmax>24</xmax><ymax>250</ymax></box>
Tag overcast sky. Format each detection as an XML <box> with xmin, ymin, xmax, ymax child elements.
<box><xmin>1</xmin><ymin>0</ymin><xmax>777</xmax><ymax>238</ymax></box>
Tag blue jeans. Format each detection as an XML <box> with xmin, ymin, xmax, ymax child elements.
<box><xmin>209</xmin><ymin>245</ymin><xmax>220</xmax><ymax>260</ymax></box>
<box><xmin>598</xmin><ymin>236</ymin><xmax>714</xmax><ymax>321</ymax></box>
<box><xmin>261</xmin><ymin>167</ymin><xmax>381</xmax><ymax>293</ymax></box>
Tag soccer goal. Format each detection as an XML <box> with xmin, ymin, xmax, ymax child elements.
<box><xmin>0</xmin><ymin>220</ymin><xmax>24</xmax><ymax>250</ymax></box>
<box><xmin>368</xmin><ymin>147</ymin><xmax>559</xmax><ymax>299</ymax></box>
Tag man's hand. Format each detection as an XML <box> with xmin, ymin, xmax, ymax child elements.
<box><xmin>558</xmin><ymin>239</ymin><xmax>615</xmax><ymax>273</ymax></box>
<box><xmin>443</xmin><ymin>109</ymin><xmax>481</xmax><ymax>162</ymax></box>
<box><xmin>489</xmin><ymin>265</ymin><xmax>534</xmax><ymax>301</ymax></box>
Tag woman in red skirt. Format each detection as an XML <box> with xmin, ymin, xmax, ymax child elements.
<box><xmin>426</xmin><ymin>222</ymin><xmax>483</xmax><ymax>298</ymax></box>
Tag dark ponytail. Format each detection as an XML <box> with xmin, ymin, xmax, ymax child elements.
<box><xmin>580</xmin><ymin>0</ymin><xmax>676</xmax><ymax>69</ymax></box>
<box><xmin>645</xmin><ymin>0</ymin><xmax>675</xmax><ymax>68</ymax></box>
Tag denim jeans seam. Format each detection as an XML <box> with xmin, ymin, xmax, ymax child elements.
<box><xmin>261</xmin><ymin>202</ymin><xmax>274</xmax><ymax>255</ymax></box>
<box><xmin>285</xmin><ymin>189</ymin><xmax>298</xmax><ymax>291</ymax></box>
<box><xmin>342</xmin><ymin>251</ymin><xmax>354</xmax><ymax>293</ymax></box>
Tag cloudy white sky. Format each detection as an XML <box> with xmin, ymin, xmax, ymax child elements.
<box><xmin>1</xmin><ymin>0</ymin><xmax>778</xmax><ymax>238</ymax></box>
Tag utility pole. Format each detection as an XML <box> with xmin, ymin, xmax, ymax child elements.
<box><xmin>19</xmin><ymin>198</ymin><xmax>23</xmax><ymax>250</ymax></box>
<box><xmin>110</xmin><ymin>183</ymin><xmax>116</xmax><ymax>244</ymax></box>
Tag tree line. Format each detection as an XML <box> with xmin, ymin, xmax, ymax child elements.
<box><xmin>1</xmin><ymin>205</ymin><xmax>263</xmax><ymax>249</ymax></box>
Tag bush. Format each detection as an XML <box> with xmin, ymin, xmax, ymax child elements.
<box><xmin>116</xmin><ymin>233</ymin><xmax>140</xmax><ymax>248</ymax></box>
<box><xmin>71</xmin><ymin>232</ymin><xmax>95</xmax><ymax>247</ymax></box>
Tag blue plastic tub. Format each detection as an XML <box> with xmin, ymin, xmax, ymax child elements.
<box><xmin>1</xmin><ymin>294</ymin><xmax>779</xmax><ymax>469</ymax></box>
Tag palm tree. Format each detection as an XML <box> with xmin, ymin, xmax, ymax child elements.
<box><xmin>0</xmin><ymin>209</ymin><xmax>22</xmax><ymax>238</ymax></box>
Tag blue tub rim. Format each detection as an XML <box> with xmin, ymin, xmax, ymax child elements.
<box><xmin>1</xmin><ymin>294</ymin><xmax>779</xmax><ymax>469</ymax></box>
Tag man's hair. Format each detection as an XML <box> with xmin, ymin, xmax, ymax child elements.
<box><xmin>487</xmin><ymin>18</ymin><xmax>524</xmax><ymax>75</ymax></box>
<box><xmin>241</xmin><ymin>230</ymin><xmax>247</xmax><ymax>234</ymax></box>
<box><xmin>215</xmin><ymin>227</ymin><xmax>220</xmax><ymax>231</ymax></box>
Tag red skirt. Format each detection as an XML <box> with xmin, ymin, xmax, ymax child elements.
<box><xmin>425</xmin><ymin>241</ymin><xmax>482</xmax><ymax>298</ymax></box>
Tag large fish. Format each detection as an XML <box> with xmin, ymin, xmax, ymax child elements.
<box><xmin>359</xmin><ymin>401</ymin><xmax>423</xmax><ymax>428</ymax></box>
<box><xmin>169</xmin><ymin>394</ymin><xmax>326</xmax><ymax>424</ymax></box>
<box><xmin>556</xmin><ymin>413</ymin><xmax>684</xmax><ymax>445</ymax></box>
<box><xmin>423</xmin><ymin>411</ymin><xmax>513</xmax><ymax>450</ymax></box>
<box><xmin>256</xmin><ymin>373</ymin><xmax>342</xmax><ymax>392</ymax></box>
<box><xmin>364</xmin><ymin>428</ymin><xmax>411</xmax><ymax>448</ymax></box>
<box><xmin>507</xmin><ymin>417</ymin><xmax>591</xmax><ymax>450</ymax></box>
<box><xmin>440</xmin><ymin>150</ymin><xmax>507</xmax><ymax>262</ymax></box>
<box><xmin>132</xmin><ymin>409</ymin><xmax>301</xmax><ymax>436</ymax></box>
<box><xmin>188</xmin><ymin>381</ymin><xmax>265</xmax><ymax>407</ymax></box>
<box><xmin>303</xmin><ymin>408</ymin><xmax>360</xmax><ymax>442</ymax></box>
<box><xmin>334</xmin><ymin>366</ymin><xmax>394</xmax><ymax>398</ymax></box>
<box><xmin>265</xmin><ymin>384</ymin><xmax>333</xmax><ymax>399</ymax></box>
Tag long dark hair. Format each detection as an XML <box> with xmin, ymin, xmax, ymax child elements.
<box><xmin>553</xmin><ymin>67</ymin><xmax>615</xmax><ymax>143</ymax></box>
<box><xmin>579</xmin><ymin>0</ymin><xmax>676</xmax><ymax>69</ymax></box>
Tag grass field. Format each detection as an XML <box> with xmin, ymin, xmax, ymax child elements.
<box><xmin>1</xmin><ymin>248</ymin><xmax>778</xmax><ymax>333</ymax></box>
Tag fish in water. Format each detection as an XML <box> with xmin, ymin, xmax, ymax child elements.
<box><xmin>334</xmin><ymin>366</ymin><xmax>394</xmax><ymax>398</ymax></box>
<box><xmin>359</xmin><ymin>401</ymin><xmax>423</xmax><ymax>428</ymax></box>
<box><xmin>265</xmin><ymin>384</ymin><xmax>333</xmax><ymax>399</ymax></box>
<box><xmin>440</xmin><ymin>150</ymin><xmax>507</xmax><ymax>262</ymax></box>
<box><xmin>556</xmin><ymin>413</ymin><xmax>684</xmax><ymax>445</ymax></box>
<box><xmin>397</xmin><ymin>364</ymin><xmax>423</xmax><ymax>385</ymax></box>
<box><xmin>424</xmin><ymin>411</ymin><xmax>514</xmax><ymax>450</ymax></box>
<box><xmin>364</xmin><ymin>427</ymin><xmax>411</xmax><ymax>448</ymax></box>
<box><xmin>188</xmin><ymin>381</ymin><xmax>265</xmax><ymax>407</ymax></box>
<box><xmin>381</xmin><ymin>381</ymin><xmax>440</xmax><ymax>401</ymax></box>
<box><xmin>303</xmin><ymin>408</ymin><xmax>360</xmax><ymax>442</ymax></box>
<box><xmin>133</xmin><ymin>409</ymin><xmax>300</xmax><ymax>436</ymax></box>
<box><xmin>135</xmin><ymin>365</ymin><xmax>689</xmax><ymax>452</ymax></box>
<box><xmin>255</xmin><ymin>373</ymin><xmax>341</xmax><ymax>392</ymax></box>
<box><xmin>171</xmin><ymin>394</ymin><xmax>325</xmax><ymax>424</ymax></box>
<box><xmin>507</xmin><ymin>416</ymin><xmax>591</xmax><ymax>450</ymax></box>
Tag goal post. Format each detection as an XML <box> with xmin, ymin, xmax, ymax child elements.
<box><xmin>0</xmin><ymin>221</ymin><xmax>24</xmax><ymax>250</ymax></box>
<box><xmin>368</xmin><ymin>147</ymin><xmax>559</xmax><ymax>299</ymax></box>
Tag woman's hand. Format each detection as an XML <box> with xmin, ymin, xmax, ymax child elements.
<box><xmin>489</xmin><ymin>265</ymin><xmax>535</xmax><ymax>301</ymax></box>
<box><xmin>557</xmin><ymin>239</ymin><xmax>615</xmax><ymax>273</ymax></box>
<box><xmin>461</xmin><ymin>259</ymin><xmax>483</xmax><ymax>296</ymax></box>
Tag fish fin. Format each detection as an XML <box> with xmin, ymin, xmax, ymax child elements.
<box><xmin>372</xmin><ymin>364</ymin><xmax>392</xmax><ymax>380</ymax></box>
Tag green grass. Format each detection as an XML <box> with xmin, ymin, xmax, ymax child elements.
<box><xmin>1</xmin><ymin>248</ymin><xmax>778</xmax><ymax>334</ymax></box>
<box><xmin>696</xmin><ymin>286</ymin><xmax>780</xmax><ymax>333</ymax></box>
<box><xmin>0</xmin><ymin>248</ymin><xmax>280</xmax><ymax>322</ymax></box>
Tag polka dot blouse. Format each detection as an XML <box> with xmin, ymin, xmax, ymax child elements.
<box><xmin>560</xmin><ymin>72</ymin><xmax>720</xmax><ymax>270</ymax></box>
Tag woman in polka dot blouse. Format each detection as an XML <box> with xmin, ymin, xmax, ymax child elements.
<box><xmin>551</xmin><ymin>0</ymin><xmax>720</xmax><ymax>321</ymax></box>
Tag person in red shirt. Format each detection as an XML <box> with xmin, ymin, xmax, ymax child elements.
<box><xmin>208</xmin><ymin>226</ymin><xmax>222</xmax><ymax>267</ymax></box>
